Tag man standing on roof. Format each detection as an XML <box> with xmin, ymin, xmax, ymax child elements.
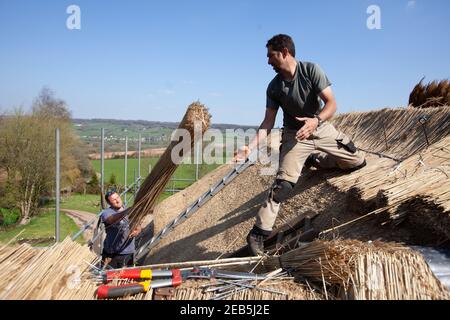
<box><xmin>101</xmin><ymin>189</ymin><xmax>142</xmax><ymax>268</ymax></box>
<box><xmin>235</xmin><ymin>34</ymin><xmax>366</xmax><ymax>256</ymax></box>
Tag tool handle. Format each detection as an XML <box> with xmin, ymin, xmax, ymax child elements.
<box><xmin>105</xmin><ymin>269</ymin><xmax>143</xmax><ymax>282</ymax></box>
<box><xmin>104</xmin><ymin>269</ymin><xmax>175</xmax><ymax>283</ymax></box>
<box><xmin>97</xmin><ymin>282</ymin><xmax>148</xmax><ymax>299</ymax></box>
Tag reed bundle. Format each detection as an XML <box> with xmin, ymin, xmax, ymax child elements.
<box><xmin>265</xmin><ymin>240</ymin><xmax>449</xmax><ymax>300</ymax></box>
<box><xmin>171</xmin><ymin>279</ymin><xmax>320</xmax><ymax>300</ymax></box>
<box><xmin>128</xmin><ymin>102</ymin><xmax>211</xmax><ymax>229</ymax></box>
<box><xmin>0</xmin><ymin>238</ymin><xmax>98</xmax><ymax>300</ymax></box>
<box><xmin>409</xmin><ymin>79</ymin><xmax>450</xmax><ymax>108</ymax></box>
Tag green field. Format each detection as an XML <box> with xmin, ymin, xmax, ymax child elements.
<box><xmin>0</xmin><ymin>209</ymin><xmax>83</xmax><ymax>245</ymax></box>
<box><xmin>45</xmin><ymin>194</ymin><xmax>102</xmax><ymax>214</ymax></box>
<box><xmin>91</xmin><ymin>157</ymin><xmax>220</xmax><ymax>190</ymax></box>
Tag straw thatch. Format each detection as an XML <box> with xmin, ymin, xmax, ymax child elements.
<box><xmin>265</xmin><ymin>240</ymin><xmax>449</xmax><ymax>300</ymax></box>
<box><xmin>324</xmin><ymin>107</ymin><xmax>450</xmax><ymax>241</ymax></box>
<box><xmin>409</xmin><ymin>79</ymin><xmax>450</xmax><ymax>108</ymax></box>
<box><xmin>326</xmin><ymin>134</ymin><xmax>450</xmax><ymax>240</ymax></box>
<box><xmin>128</xmin><ymin>102</ymin><xmax>211</xmax><ymax>229</ymax></box>
<box><xmin>0</xmin><ymin>238</ymin><xmax>98</xmax><ymax>300</ymax></box>
<box><xmin>0</xmin><ymin>238</ymin><xmax>158</xmax><ymax>300</ymax></box>
<box><xmin>331</xmin><ymin>106</ymin><xmax>450</xmax><ymax>160</ymax></box>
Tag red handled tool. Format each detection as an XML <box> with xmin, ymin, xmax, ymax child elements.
<box><xmin>96</xmin><ymin>267</ymin><xmax>265</xmax><ymax>299</ymax></box>
<box><xmin>101</xmin><ymin>268</ymin><xmax>178</xmax><ymax>283</ymax></box>
<box><xmin>97</xmin><ymin>271</ymin><xmax>182</xmax><ymax>299</ymax></box>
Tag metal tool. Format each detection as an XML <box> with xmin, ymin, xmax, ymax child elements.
<box><xmin>96</xmin><ymin>266</ymin><xmax>266</xmax><ymax>299</ymax></box>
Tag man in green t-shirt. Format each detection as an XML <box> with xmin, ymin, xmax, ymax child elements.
<box><xmin>235</xmin><ymin>34</ymin><xmax>366</xmax><ymax>256</ymax></box>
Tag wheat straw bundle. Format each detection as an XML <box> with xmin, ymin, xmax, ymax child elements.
<box><xmin>409</xmin><ymin>79</ymin><xmax>450</xmax><ymax>108</ymax></box>
<box><xmin>0</xmin><ymin>237</ymin><xmax>99</xmax><ymax>300</ymax></box>
<box><xmin>265</xmin><ymin>240</ymin><xmax>449</xmax><ymax>300</ymax></box>
<box><xmin>409</xmin><ymin>77</ymin><xmax>426</xmax><ymax>107</ymax></box>
<box><xmin>128</xmin><ymin>102</ymin><xmax>211</xmax><ymax>229</ymax></box>
<box><xmin>171</xmin><ymin>279</ymin><xmax>320</xmax><ymax>300</ymax></box>
<box><xmin>0</xmin><ymin>244</ymin><xmax>42</xmax><ymax>294</ymax></box>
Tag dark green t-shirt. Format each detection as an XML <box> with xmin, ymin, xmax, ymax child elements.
<box><xmin>266</xmin><ymin>61</ymin><xmax>332</xmax><ymax>130</ymax></box>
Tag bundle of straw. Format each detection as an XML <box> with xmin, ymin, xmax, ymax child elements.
<box><xmin>128</xmin><ymin>102</ymin><xmax>211</xmax><ymax>229</ymax></box>
<box><xmin>265</xmin><ymin>240</ymin><xmax>449</xmax><ymax>300</ymax></box>
<box><xmin>0</xmin><ymin>238</ymin><xmax>98</xmax><ymax>300</ymax></box>
<box><xmin>409</xmin><ymin>78</ymin><xmax>450</xmax><ymax>108</ymax></box>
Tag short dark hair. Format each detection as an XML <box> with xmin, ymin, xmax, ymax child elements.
<box><xmin>266</xmin><ymin>34</ymin><xmax>296</xmax><ymax>57</ymax></box>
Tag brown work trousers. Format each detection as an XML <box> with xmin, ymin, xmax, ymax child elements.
<box><xmin>255</xmin><ymin>121</ymin><xmax>365</xmax><ymax>232</ymax></box>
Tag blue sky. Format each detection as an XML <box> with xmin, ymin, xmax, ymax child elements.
<box><xmin>0</xmin><ymin>0</ymin><xmax>449</xmax><ymax>126</ymax></box>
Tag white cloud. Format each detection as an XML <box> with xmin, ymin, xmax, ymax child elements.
<box><xmin>407</xmin><ymin>1</ymin><xmax>416</xmax><ymax>9</ymax></box>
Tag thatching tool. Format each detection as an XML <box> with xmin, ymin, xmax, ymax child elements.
<box><xmin>96</xmin><ymin>267</ymin><xmax>267</xmax><ymax>299</ymax></box>
<box><xmin>99</xmin><ymin>268</ymin><xmax>179</xmax><ymax>284</ymax></box>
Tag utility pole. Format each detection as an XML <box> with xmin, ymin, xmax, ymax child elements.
<box><xmin>138</xmin><ymin>134</ymin><xmax>141</xmax><ymax>188</ymax></box>
<box><xmin>196</xmin><ymin>143</ymin><xmax>200</xmax><ymax>181</ymax></box>
<box><xmin>133</xmin><ymin>168</ymin><xmax>137</xmax><ymax>199</ymax></box>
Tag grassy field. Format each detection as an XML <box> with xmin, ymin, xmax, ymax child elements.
<box><xmin>91</xmin><ymin>157</ymin><xmax>220</xmax><ymax>189</ymax></box>
<box><xmin>0</xmin><ymin>209</ymin><xmax>83</xmax><ymax>245</ymax></box>
<box><xmin>45</xmin><ymin>193</ymin><xmax>102</xmax><ymax>214</ymax></box>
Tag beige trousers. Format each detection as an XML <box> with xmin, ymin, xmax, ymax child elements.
<box><xmin>255</xmin><ymin>122</ymin><xmax>365</xmax><ymax>232</ymax></box>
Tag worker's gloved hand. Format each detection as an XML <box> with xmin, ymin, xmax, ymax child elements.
<box><xmin>129</xmin><ymin>225</ymin><xmax>142</xmax><ymax>238</ymax></box>
<box><xmin>233</xmin><ymin>146</ymin><xmax>251</xmax><ymax>162</ymax></box>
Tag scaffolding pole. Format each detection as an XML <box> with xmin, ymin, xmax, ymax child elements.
<box><xmin>138</xmin><ymin>134</ymin><xmax>141</xmax><ymax>188</ymax></box>
<box><xmin>55</xmin><ymin>128</ymin><xmax>60</xmax><ymax>242</ymax></box>
<box><xmin>124</xmin><ymin>136</ymin><xmax>128</xmax><ymax>205</ymax></box>
<box><xmin>101</xmin><ymin>128</ymin><xmax>105</xmax><ymax>196</ymax></box>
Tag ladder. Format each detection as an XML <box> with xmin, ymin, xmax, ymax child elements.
<box><xmin>135</xmin><ymin>158</ymin><xmax>255</xmax><ymax>261</ymax></box>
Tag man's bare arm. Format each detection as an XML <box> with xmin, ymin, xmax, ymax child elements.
<box><xmin>235</xmin><ymin>107</ymin><xmax>277</xmax><ymax>160</ymax></box>
<box><xmin>104</xmin><ymin>209</ymin><xmax>129</xmax><ymax>225</ymax></box>
<box><xmin>317</xmin><ymin>86</ymin><xmax>337</xmax><ymax>121</ymax></box>
<box><xmin>295</xmin><ymin>86</ymin><xmax>337</xmax><ymax>140</ymax></box>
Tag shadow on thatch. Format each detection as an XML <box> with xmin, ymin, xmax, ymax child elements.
<box><xmin>393</xmin><ymin>197</ymin><xmax>450</xmax><ymax>248</ymax></box>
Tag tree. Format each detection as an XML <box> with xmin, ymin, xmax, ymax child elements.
<box><xmin>32</xmin><ymin>87</ymin><xmax>72</xmax><ymax>120</ymax></box>
<box><xmin>0</xmin><ymin>88</ymin><xmax>87</xmax><ymax>224</ymax></box>
<box><xmin>86</xmin><ymin>172</ymin><xmax>100</xmax><ymax>194</ymax></box>
<box><xmin>108</xmin><ymin>173</ymin><xmax>117</xmax><ymax>186</ymax></box>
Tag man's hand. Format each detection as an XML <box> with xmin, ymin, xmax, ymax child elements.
<box><xmin>295</xmin><ymin>117</ymin><xmax>319</xmax><ymax>140</ymax></box>
<box><xmin>128</xmin><ymin>225</ymin><xmax>142</xmax><ymax>238</ymax></box>
<box><xmin>233</xmin><ymin>146</ymin><xmax>251</xmax><ymax>162</ymax></box>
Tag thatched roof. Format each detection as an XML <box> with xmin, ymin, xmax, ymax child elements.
<box><xmin>0</xmin><ymin>106</ymin><xmax>449</xmax><ymax>300</ymax></box>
